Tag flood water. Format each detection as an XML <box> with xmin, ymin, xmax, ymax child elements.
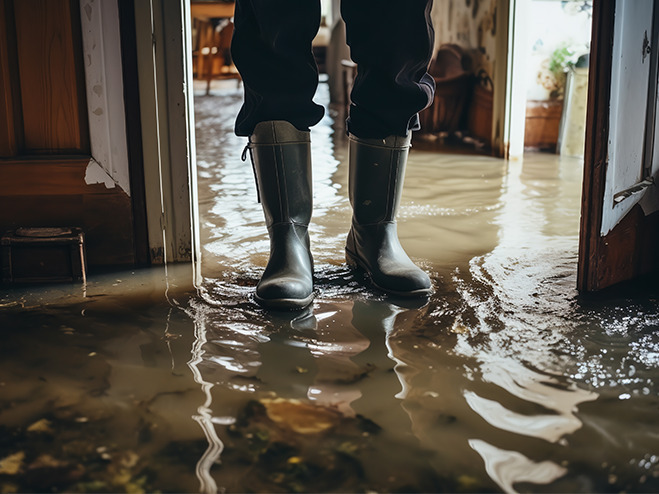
<box><xmin>1</xmin><ymin>80</ymin><xmax>658</xmax><ymax>493</ymax></box>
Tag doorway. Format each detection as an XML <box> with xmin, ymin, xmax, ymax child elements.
<box><xmin>522</xmin><ymin>1</ymin><xmax>592</xmax><ymax>156</ymax></box>
<box><xmin>178</xmin><ymin>0</ymin><xmax>659</xmax><ymax>293</ymax></box>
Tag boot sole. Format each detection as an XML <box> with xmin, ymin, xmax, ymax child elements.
<box><xmin>255</xmin><ymin>292</ymin><xmax>315</xmax><ymax>310</ymax></box>
<box><xmin>345</xmin><ymin>248</ymin><xmax>432</xmax><ymax>298</ymax></box>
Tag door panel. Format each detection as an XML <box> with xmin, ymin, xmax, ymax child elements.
<box><xmin>0</xmin><ymin>0</ymin><xmax>20</xmax><ymax>156</ymax></box>
<box><xmin>13</xmin><ymin>0</ymin><xmax>89</xmax><ymax>153</ymax></box>
<box><xmin>601</xmin><ymin>0</ymin><xmax>655</xmax><ymax>236</ymax></box>
<box><xmin>0</xmin><ymin>0</ymin><xmax>137</xmax><ymax>268</ymax></box>
<box><xmin>578</xmin><ymin>0</ymin><xmax>659</xmax><ymax>291</ymax></box>
<box><xmin>0</xmin><ymin>0</ymin><xmax>88</xmax><ymax>156</ymax></box>
<box><xmin>640</xmin><ymin>23</ymin><xmax>659</xmax><ymax>216</ymax></box>
<box><xmin>0</xmin><ymin>159</ymin><xmax>92</xmax><ymax>196</ymax></box>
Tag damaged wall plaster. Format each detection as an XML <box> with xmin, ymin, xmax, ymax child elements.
<box><xmin>84</xmin><ymin>158</ymin><xmax>117</xmax><ymax>189</ymax></box>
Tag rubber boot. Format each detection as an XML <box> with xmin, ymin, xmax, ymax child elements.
<box><xmin>247</xmin><ymin>120</ymin><xmax>314</xmax><ymax>309</ymax></box>
<box><xmin>345</xmin><ymin>134</ymin><xmax>432</xmax><ymax>297</ymax></box>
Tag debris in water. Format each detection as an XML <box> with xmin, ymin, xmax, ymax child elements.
<box><xmin>27</xmin><ymin>419</ymin><xmax>53</xmax><ymax>434</ymax></box>
<box><xmin>26</xmin><ymin>454</ymin><xmax>84</xmax><ymax>489</ymax></box>
<box><xmin>457</xmin><ymin>474</ymin><xmax>481</xmax><ymax>490</ymax></box>
<box><xmin>217</xmin><ymin>397</ymin><xmax>447</xmax><ymax>493</ymax></box>
<box><xmin>0</xmin><ymin>452</ymin><xmax>25</xmax><ymax>475</ymax></box>
<box><xmin>260</xmin><ymin>397</ymin><xmax>342</xmax><ymax>434</ymax></box>
<box><xmin>334</xmin><ymin>362</ymin><xmax>376</xmax><ymax>384</ymax></box>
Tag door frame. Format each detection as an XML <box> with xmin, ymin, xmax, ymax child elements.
<box><xmin>136</xmin><ymin>0</ymin><xmax>659</xmax><ymax>292</ymax></box>
<box><xmin>79</xmin><ymin>0</ymin><xmax>131</xmax><ymax>195</ymax></box>
<box><xmin>133</xmin><ymin>0</ymin><xmax>200</xmax><ymax>280</ymax></box>
<box><xmin>491</xmin><ymin>0</ymin><xmax>529</xmax><ymax>159</ymax></box>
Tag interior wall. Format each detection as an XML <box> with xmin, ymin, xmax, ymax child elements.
<box><xmin>430</xmin><ymin>0</ymin><xmax>497</xmax><ymax>77</ymax></box>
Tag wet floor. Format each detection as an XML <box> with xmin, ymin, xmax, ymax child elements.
<box><xmin>1</xmin><ymin>80</ymin><xmax>658</xmax><ymax>493</ymax></box>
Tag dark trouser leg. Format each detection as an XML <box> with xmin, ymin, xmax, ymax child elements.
<box><xmin>232</xmin><ymin>1</ymin><xmax>321</xmax><ymax>308</ymax></box>
<box><xmin>231</xmin><ymin>0</ymin><xmax>324</xmax><ymax>136</ymax></box>
<box><xmin>342</xmin><ymin>0</ymin><xmax>434</xmax><ymax>297</ymax></box>
<box><xmin>341</xmin><ymin>0</ymin><xmax>435</xmax><ymax>138</ymax></box>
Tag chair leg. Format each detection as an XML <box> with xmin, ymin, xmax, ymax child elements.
<box><xmin>205</xmin><ymin>53</ymin><xmax>213</xmax><ymax>95</ymax></box>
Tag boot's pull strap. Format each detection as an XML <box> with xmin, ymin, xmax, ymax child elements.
<box><xmin>242</xmin><ymin>143</ymin><xmax>261</xmax><ymax>203</ymax></box>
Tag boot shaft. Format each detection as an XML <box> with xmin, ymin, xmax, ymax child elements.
<box><xmin>248</xmin><ymin>121</ymin><xmax>312</xmax><ymax>227</ymax></box>
<box><xmin>348</xmin><ymin>134</ymin><xmax>411</xmax><ymax>225</ymax></box>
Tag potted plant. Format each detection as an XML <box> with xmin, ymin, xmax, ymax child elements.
<box><xmin>525</xmin><ymin>44</ymin><xmax>576</xmax><ymax>151</ymax></box>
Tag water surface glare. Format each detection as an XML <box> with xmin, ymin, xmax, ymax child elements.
<box><xmin>0</xmin><ymin>83</ymin><xmax>657</xmax><ymax>493</ymax></box>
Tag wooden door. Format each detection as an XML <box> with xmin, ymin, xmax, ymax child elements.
<box><xmin>0</xmin><ymin>0</ymin><xmax>136</xmax><ymax>267</ymax></box>
<box><xmin>578</xmin><ymin>0</ymin><xmax>659</xmax><ymax>291</ymax></box>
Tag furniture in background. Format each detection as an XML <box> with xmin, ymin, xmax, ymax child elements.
<box><xmin>190</xmin><ymin>2</ymin><xmax>240</xmax><ymax>94</ymax></box>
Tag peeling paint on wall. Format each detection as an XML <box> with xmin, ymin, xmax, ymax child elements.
<box><xmin>431</xmin><ymin>0</ymin><xmax>497</xmax><ymax>77</ymax></box>
<box><xmin>85</xmin><ymin>159</ymin><xmax>117</xmax><ymax>189</ymax></box>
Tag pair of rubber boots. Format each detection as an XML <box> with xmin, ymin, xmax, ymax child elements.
<box><xmin>247</xmin><ymin>120</ymin><xmax>431</xmax><ymax>310</ymax></box>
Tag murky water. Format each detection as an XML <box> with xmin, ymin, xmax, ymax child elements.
<box><xmin>1</xmin><ymin>81</ymin><xmax>658</xmax><ymax>493</ymax></box>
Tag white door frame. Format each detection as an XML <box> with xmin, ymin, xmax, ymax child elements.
<box><xmin>133</xmin><ymin>0</ymin><xmax>200</xmax><ymax>281</ymax></box>
<box><xmin>79</xmin><ymin>0</ymin><xmax>132</xmax><ymax>194</ymax></box>
<box><xmin>492</xmin><ymin>0</ymin><xmax>529</xmax><ymax>160</ymax></box>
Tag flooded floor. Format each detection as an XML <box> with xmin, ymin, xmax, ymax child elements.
<box><xmin>1</xmin><ymin>80</ymin><xmax>658</xmax><ymax>493</ymax></box>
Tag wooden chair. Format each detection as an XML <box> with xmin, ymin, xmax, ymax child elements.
<box><xmin>205</xmin><ymin>20</ymin><xmax>241</xmax><ymax>95</ymax></box>
<box><xmin>192</xmin><ymin>18</ymin><xmax>215</xmax><ymax>80</ymax></box>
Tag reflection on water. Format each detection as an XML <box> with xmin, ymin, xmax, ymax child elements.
<box><xmin>0</xmin><ymin>82</ymin><xmax>658</xmax><ymax>493</ymax></box>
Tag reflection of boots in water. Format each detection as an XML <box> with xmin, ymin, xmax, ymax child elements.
<box><xmin>255</xmin><ymin>309</ymin><xmax>319</xmax><ymax>398</ymax></box>
<box><xmin>346</xmin><ymin>134</ymin><xmax>432</xmax><ymax>297</ymax></box>
<box><xmin>297</xmin><ymin>306</ymin><xmax>371</xmax><ymax>416</ymax></box>
<box><xmin>247</xmin><ymin>120</ymin><xmax>314</xmax><ymax>310</ymax></box>
<box><xmin>348</xmin><ymin>299</ymin><xmax>416</xmax><ymax>436</ymax></box>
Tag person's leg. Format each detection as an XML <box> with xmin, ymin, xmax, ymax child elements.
<box><xmin>341</xmin><ymin>0</ymin><xmax>435</xmax><ymax>138</ymax></box>
<box><xmin>247</xmin><ymin>121</ymin><xmax>314</xmax><ymax>309</ymax></box>
<box><xmin>342</xmin><ymin>0</ymin><xmax>435</xmax><ymax>297</ymax></box>
<box><xmin>231</xmin><ymin>0</ymin><xmax>324</xmax><ymax>136</ymax></box>
<box><xmin>231</xmin><ymin>0</ymin><xmax>322</xmax><ymax>309</ymax></box>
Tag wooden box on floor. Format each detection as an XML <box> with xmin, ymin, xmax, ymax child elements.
<box><xmin>1</xmin><ymin>227</ymin><xmax>87</xmax><ymax>283</ymax></box>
